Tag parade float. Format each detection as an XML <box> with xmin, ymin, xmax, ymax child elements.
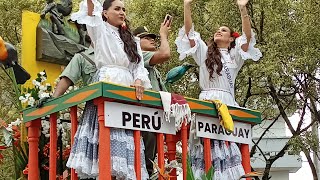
<box><xmin>0</xmin><ymin>1</ymin><xmax>262</xmax><ymax>179</ymax></box>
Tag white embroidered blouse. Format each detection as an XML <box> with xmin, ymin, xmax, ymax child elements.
<box><xmin>175</xmin><ymin>25</ymin><xmax>262</xmax><ymax>106</ymax></box>
<box><xmin>71</xmin><ymin>0</ymin><xmax>151</xmax><ymax>88</ymax></box>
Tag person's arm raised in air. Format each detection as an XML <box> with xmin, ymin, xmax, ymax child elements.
<box><xmin>184</xmin><ymin>0</ymin><xmax>196</xmax><ymax>47</ymax></box>
<box><xmin>149</xmin><ymin>21</ymin><xmax>171</xmax><ymax>66</ymax></box>
<box><xmin>87</xmin><ymin>0</ymin><xmax>94</xmax><ymax>16</ymax></box>
<box><xmin>175</xmin><ymin>0</ymin><xmax>208</xmax><ymax>65</ymax></box>
<box><xmin>237</xmin><ymin>0</ymin><xmax>251</xmax><ymax>52</ymax></box>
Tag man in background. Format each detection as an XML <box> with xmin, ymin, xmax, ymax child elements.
<box><xmin>133</xmin><ymin>19</ymin><xmax>172</xmax><ymax>176</ymax></box>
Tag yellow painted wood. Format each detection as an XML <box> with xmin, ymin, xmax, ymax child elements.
<box><xmin>21</xmin><ymin>11</ymin><xmax>62</xmax><ymax>87</ymax></box>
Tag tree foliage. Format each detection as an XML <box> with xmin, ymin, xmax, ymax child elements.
<box><xmin>0</xmin><ymin>0</ymin><xmax>319</xmax><ymax>179</ymax></box>
<box><xmin>0</xmin><ymin>0</ymin><xmax>46</xmax><ymax>178</ymax></box>
<box><xmin>127</xmin><ymin>0</ymin><xmax>320</xmax><ymax>179</ymax></box>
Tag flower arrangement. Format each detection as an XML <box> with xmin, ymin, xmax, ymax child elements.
<box><xmin>0</xmin><ymin>118</ymin><xmax>28</xmax><ymax>179</ymax></box>
<box><xmin>19</xmin><ymin>71</ymin><xmax>52</xmax><ymax>108</ymax></box>
<box><xmin>0</xmin><ymin>71</ymin><xmax>82</xmax><ymax>179</ymax></box>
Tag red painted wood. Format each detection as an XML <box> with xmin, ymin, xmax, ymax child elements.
<box><xmin>166</xmin><ymin>134</ymin><xmax>177</xmax><ymax>179</ymax></box>
<box><xmin>157</xmin><ymin>133</ymin><xmax>165</xmax><ymax>180</ymax></box>
<box><xmin>70</xmin><ymin>106</ymin><xmax>78</xmax><ymax>180</ymax></box>
<box><xmin>181</xmin><ymin>124</ymin><xmax>188</xmax><ymax>180</ymax></box>
<box><xmin>95</xmin><ymin>97</ymin><xmax>111</xmax><ymax>180</ymax></box>
<box><xmin>203</xmin><ymin>138</ymin><xmax>212</xmax><ymax>172</ymax></box>
<box><xmin>134</xmin><ymin>131</ymin><xmax>141</xmax><ymax>180</ymax></box>
<box><xmin>49</xmin><ymin>113</ymin><xmax>57</xmax><ymax>180</ymax></box>
<box><xmin>241</xmin><ymin>144</ymin><xmax>251</xmax><ymax>180</ymax></box>
<box><xmin>26</xmin><ymin>119</ymin><xmax>41</xmax><ymax>180</ymax></box>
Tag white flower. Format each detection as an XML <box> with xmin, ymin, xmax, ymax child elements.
<box><xmin>45</xmin><ymin>134</ymin><xmax>50</xmax><ymax>138</ymax></box>
<box><xmin>36</xmin><ymin>81</ymin><xmax>41</xmax><ymax>87</ymax></box>
<box><xmin>6</xmin><ymin>124</ymin><xmax>13</xmax><ymax>132</ymax></box>
<box><xmin>68</xmin><ymin>86</ymin><xmax>73</xmax><ymax>91</ymax></box>
<box><xmin>32</xmin><ymin>79</ymin><xmax>38</xmax><ymax>85</ymax></box>
<box><xmin>43</xmin><ymin>92</ymin><xmax>50</xmax><ymax>98</ymax></box>
<box><xmin>32</xmin><ymin>79</ymin><xmax>41</xmax><ymax>87</ymax></box>
<box><xmin>41</xmin><ymin>76</ymin><xmax>47</xmax><ymax>82</ymax></box>
<box><xmin>39</xmin><ymin>92</ymin><xmax>50</xmax><ymax>99</ymax></box>
<box><xmin>21</xmin><ymin>98</ymin><xmax>28</xmax><ymax>104</ymax></box>
<box><xmin>25</xmin><ymin>93</ymin><xmax>31</xmax><ymax>98</ymax></box>
<box><xmin>66</xmin><ymin>123</ymin><xmax>71</xmax><ymax>129</ymax></box>
<box><xmin>39</xmin><ymin>85</ymin><xmax>47</xmax><ymax>91</ymax></box>
<box><xmin>41</xmin><ymin>120</ymin><xmax>50</xmax><ymax>132</ymax></box>
<box><xmin>19</xmin><ymin>96</ymin><xmax>26</xmax><ymax>101</ymax></box>
<box><xmin>63</xmin><ymin>113</ymin><xmax>70</xmax><ymax>120</ymax></box>
<box><xmin>28</xmin><ymin>97</ymin><xmax>35</xmax><ymax>106</ymax></box>
<box><xmin>39</xmin><ymin>71</ymin><xmax>45</xmax><ymax>76</ymax></box>
<box><xmin>58</xmin><ymin>124</ymin><xmax>63</xmax><ymax>130</ymax></box>
<box><xmin>168</xmin><ymin>160</ymin><xmax>179</xmax><ymax>167</ymax></box>
<box><xmin>46</xmin><ymin>83</ymin><xmax>51</xmax><ymax>87</ymax></box>
<box><xmin>189</xmin><ymin>74</ymin><xmax>197</xmax><ymax>83</ymax></box>
<box><xmin>11</xmin><ymin>118</ymin><xmax>21</xmax><ymax>126</ymax></box>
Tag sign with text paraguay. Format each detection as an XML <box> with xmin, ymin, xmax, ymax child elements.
<box><xmin>104</xmin><ymin>101</ymin><xmax>176</xmax><ymax>135</ymax></box>
<box><xmin>196</xmin><ymin>115</ymin><xmax>252</xmax><ymax>144</ymax></box>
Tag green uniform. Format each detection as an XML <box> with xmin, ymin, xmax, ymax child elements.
<box><xmin>142</xmin><ymin>51</ymin><xmax>167</xmax><ymax>176</ymax></box>
<box><xmin>143</xmin><ymin>51</ymin><xmax>167</xmax><ymax>91</ymax></box>
<box><xmin>60</xmin><ymin>47</ymin><xmax>96</xmax><ymax>85</ymax></box>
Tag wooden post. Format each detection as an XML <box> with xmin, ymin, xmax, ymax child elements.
<box><xmin>95</xmin><ymin>98</ymin><xmax>111</xmax><ymax>180</ymax></box>
<box><xmin>166</xmin><ymin>134</ymin><xmax>177</xmax><ymax>179</ymax></box>
<box><xmin>203</xmin><ymin>138</ymin><xmax>212</xmax><ymax>172</ymax></box>
<box><xmin>49</xmin><ymin>113</ymin><xmax>57</xmax><ymax>180</ymax></box>
<box><xmin>134</xmin><ymin>131</ymin><xmax>141</xmax><ymax>179</ymax></box>
<box><xmin>26</xmin><ymin>119</ymin><xmax>41</xmax><ymax>180</ymax></box>
<box><xmin>157</xmin><ymin>133</ymin><xmax>165</xmax><ymax>180</ymax></box>
<box><xmin>181</xmin><ymin>123</ymin><xmax>188</xmax><ymax>180</ymax></box>
<box><xmin>70</xmin><ymin>106</ymin><xmax>78</xmax><ymax>180</ymax></box>
<box><xmin>240</xmin><ymin>144</ymin><xmax>251</xmax><ymax>180</ymax></box>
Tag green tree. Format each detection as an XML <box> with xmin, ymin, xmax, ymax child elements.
<box><xmin>127</xmin><ymin>0</ymin><xmax>320</xmax><ymax>179</ymax></box>
<box><xmin>0</xmin><ymin>0</ymin><xmax>45</xmax><ymax>178</ymax></box>
<box><xmin>1</xmin><ymin>0</ymin><xmax>320</xmax><ymax>179</ymax></box>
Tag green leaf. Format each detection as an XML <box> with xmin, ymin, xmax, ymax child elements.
<box><xmin>187</xmin><ymin>156</ymin><xmax>195</xmax><ymax>180</ymax></box>
<box><xmin>206</xmin><ymin>166</ymin><xmax>214</xmax><ymax>180</ymax></box>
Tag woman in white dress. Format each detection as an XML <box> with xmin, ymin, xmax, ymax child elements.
<box><xmin>66</xmin><ymin>0</ymin><xmax>151</xmax><ymax>179</ymax></box>
<box><xmin>175</xmin><ymin>0</ymin><xmax>262</xmax><ymax>179</ymax></box>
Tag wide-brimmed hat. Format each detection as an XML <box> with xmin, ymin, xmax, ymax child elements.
<box><xmin>133</xmin><ymin>26</ymin><xmax>158</xmax><ymax>39</ymax></box>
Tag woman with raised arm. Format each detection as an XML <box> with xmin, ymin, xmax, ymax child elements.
<box><xmin>176</xmin><ymin>0</ymin><xmax>262</xmax><ymax>179</ymax></box>
<box><xmin>66</xmin><ymin>0</ymin><xmax>151</xmax><ymax>179</ymax></box>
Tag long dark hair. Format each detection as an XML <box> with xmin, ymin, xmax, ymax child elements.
<box><xmin>205</xmin><ymin>26</ymin><xmax>236</xmax><ymax>79</ymax></box>
<box><xmin>102</xmin><ymin>0</ymin><xmax>141</xmax><ymax>63</ymax></box>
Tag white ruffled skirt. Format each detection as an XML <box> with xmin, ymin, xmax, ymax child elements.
<box><xmin>189</xmin><ymin>90</ymin><xmax>244</xmax><ymax>180</ymax></box>
<box><xmin>189</xmin><ymin>141</ymin><xmax>245</xmax><ymax>180</ymax></box>
<box><xmin>67</xmin><ymin>66</ymin><xmax>149</xmax><ymax>179</ymax></box>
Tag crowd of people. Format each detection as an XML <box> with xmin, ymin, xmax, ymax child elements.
<box><xmin>52</xmin><ymin>0</ymin><xmax>262</xmax><ymax>179</ymax></box>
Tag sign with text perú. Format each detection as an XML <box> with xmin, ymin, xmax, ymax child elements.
<box><xmin>196</xmin><ymin>115</ymin><xmax>252</xmax><ymax>144</ymax></box>
<box><xmin>104</xmin><ymin>102</ymin><xmax>176</xmax><ymax>135</ymax></box>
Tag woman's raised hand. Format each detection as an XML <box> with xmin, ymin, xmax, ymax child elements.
<box><xmin>237</xmin><ymin>0</ymin><xmax>249</xmax><ymax>6</ymax></box>
<box><xmin>184</xmin><ymin>0</ymin><xmax>193</xmax><ymax>5</ymax></box>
